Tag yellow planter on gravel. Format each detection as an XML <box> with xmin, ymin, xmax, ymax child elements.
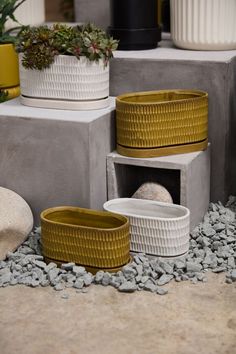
<box><xmin>116</xmin><ymin>89</ymin><xmax>208</xmax><ymax>158</ymax></box>
<box><xmin>41</xmin><ymin>206</ymin><xmax>131</xmax><ymax>274</ymax></box>
<box><xmin>0</xmin><ymin>43</ymin><xmax>20</xmax><ymax>98</ymax></box>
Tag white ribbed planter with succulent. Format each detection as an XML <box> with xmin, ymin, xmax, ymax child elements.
<box><xmin>19</xmin><ymin>55</ymin><xmax>110</xmax><ymax>110</ymax></box>
<box><xmin>6</xmin><ymin>0</ymin><xmax>45</xmax><ymax>29</ymax></box>
<box><xmin>17</xmin><ymin>23</ymin><xmax>118</xmax><ymax>110</ymax></box>
<box><xmin>171</xmin><ymin>0</ymin><xmax>236</xmax><ymax>50</ymax></box>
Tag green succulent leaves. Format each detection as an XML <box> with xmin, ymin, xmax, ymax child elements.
<box><xmin>0</xmin><ymin>89</ymin><xmax>8</xmax><ymax>103</ymax></box>
<box><xmin>0</xmin><ymin>0</ymin><xmax>26</xmax><ymax>43</ymax></box>
<box><xmin>16</xmin><ymin>23</ymin><xmax>119</xmax><ymax>70</ymax></box>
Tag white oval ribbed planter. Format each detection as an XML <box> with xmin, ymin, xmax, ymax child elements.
<box><xmin>171</xmin><ymin>0</ymin><xmax>236</xmax><ymax>50</ymax></box>
<box><xmin>19</xmin><ymin>55</ymin><xmax>110</xmax><ymax>110</ymax></box>
<box><xmin>6</xmin><ymin>0</ymin><xmax>45</xmax><ymax>29</ymax></box>
<box><xmin>103</xmin><ymin>198</ymin><xmax>190</xmax><ymax>257</ymax></box>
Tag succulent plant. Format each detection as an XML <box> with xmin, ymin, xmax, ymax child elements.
<box><xmin>0</xmin><ymin>89</ymin><xmax>8</xmax><ymax>103</ymax></box>
<box><xmin>16</xmin><ymin>23</ymin><xmax>119</xmax><ymax>70</ymax></box>
<box><xmin>0</xmin><ymin>0</ymin><xmax>26</xmax><ymax>44</ymax></box>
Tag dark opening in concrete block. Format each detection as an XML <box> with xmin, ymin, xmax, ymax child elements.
<box><xmin>114</xmin><ymin>164</ymin><xmax>180</xmax><ymax>204</ymax></box>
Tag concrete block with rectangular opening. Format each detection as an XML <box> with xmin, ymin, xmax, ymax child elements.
<box><xmin>107</xmin><ymin>146</ymin><xmax>210</xmax><ymax>230</ymax></box>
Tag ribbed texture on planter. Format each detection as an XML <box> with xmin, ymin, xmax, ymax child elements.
<box><xmin>41</xmin><ymin>206</ymin><xmax>130</xmax><ymax>272</ymax></box>
<box><xmin>116</xmin><ymin>90</ymin><xmax>208</xmax><ymax>158</ymax></box>
<box><xmin>171</xmin><ymin>0</ymin><xmax>236</xmax><ymax>50</ymax></box>
<box><xmin>19</xmin><ymin>56</ymin><xmax>109</xmax><ymax>101</ymax></box>
<box><xmin>103</xmin><ymin>199</ymin><xmax>190</xmax><ymax>257</ymax></box>
<box><xmin>6</xmin><ymin>0</ymin><xmax>45</xmax><ymax>29</ymax></box>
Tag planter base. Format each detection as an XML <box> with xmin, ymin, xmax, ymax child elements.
<box><xmin>117</xmin><ymin>139</ymin><xmax>208</xmax><ymax>158</ymax></box>
<box><xmin>108</xmin><ymin>27</ymin><xmax>161</xmax><ymax>50</ymax></box>
<box><xmin>173</xmin><ymin>40</ymin><xmax>236</xmax><ymax>51</ymax></box>
<box><xmin>4</xmin><ymin>86</ymin><xmax>20</xmax><ymax>100</ymax></box>
<box><xmin>20</xmin><ymin>95</ymin><xmax>110</xmax><ymax>111</ymax></box>
<box><xmin>131</xmin><ymin>250</ymin><xmax>188</xmax><ymax>260</ymax></box>
<box><xmin>44</xmin><ymin>256</ymin><xmax>132</xmax><ymax>274</ymax></box>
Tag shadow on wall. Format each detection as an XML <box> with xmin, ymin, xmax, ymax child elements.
<box><xmin>45</xmin><ymin>0</ymin><xmax>74</xmax><ymax>22</ymax></box>
<box><xmin>74</xmin><ymin>0</ymin><xmax>110</xmax><ymax>29</ymax></box>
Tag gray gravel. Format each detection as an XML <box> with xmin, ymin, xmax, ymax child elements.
<box><xmin>1</xmin><ymin>197</ymin><xmax>236</xmax><ymax>295</ymax></box>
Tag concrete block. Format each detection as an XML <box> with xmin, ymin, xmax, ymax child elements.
<box><xmin>107</xmin><ymin>146</ymin><xmax>211</xmax><ymax>230</ymax></box>
<box><xmin>110</xmin><ymin>36</ymin><xmax>236</xmax><ymax>203</ymax></box>
<box><xmin>0</xmin><ymin>98</ymin><xmax>116</xmax><ymax>224</ymax></box>
<box><xmin>74</xmin><ymin>0</ymin><xmax>110</xmax><ymax>30</ymax></box>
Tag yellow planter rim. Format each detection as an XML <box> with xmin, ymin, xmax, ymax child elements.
<box><xmin>116</xmin><ymin>89</ymin><xmax>208</xmax><ymax>106</ymax></box>
<box><xmin>40</xmin><ymin>205</ymin><xmax>129</xmax><ymax>231</ymax></box>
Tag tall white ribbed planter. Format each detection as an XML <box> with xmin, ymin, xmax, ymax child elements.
<box><xmin>19</xmin><ymin>55</ymin><xmax>110</xmax><ymax>110</ymax></box>
<box><xmin>103</xmin><ymin>198</ymin><xmax>190</xmax><ymax>257</ymax></box>
<box><xmin>171</xmin><ymin>0</ymin><xmax>236</xmax><ymax>50</ymax></box>
<box><xmin>6</xmin><ymin>0</ymin><xmax>45</xmax><ymax>29</ymax></box>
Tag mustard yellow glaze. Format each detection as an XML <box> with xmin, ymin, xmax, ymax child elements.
<box><xmin>116</xmin><ymin>89</ymin><xmax>208</xmax><ymax>155</ymax></box>
<box><xmin>41</xmin><ymin>206</ymin><xmax>130</xmax><ymax>270</ymax></box>
<box><xmin>3</xmin><ymin>85</ymin><xmax>20</xmax><ymax>99</ymax></box>
<box><xmin>0</xmin><ymin>43</ymin><xmax>19</xmax><ymax>88</ymax></box>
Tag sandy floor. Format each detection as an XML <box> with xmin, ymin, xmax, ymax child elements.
<box><xmin>0</xmin><ymin>273</ymin><xmax>236</xmax><ymax>354</ymax></box>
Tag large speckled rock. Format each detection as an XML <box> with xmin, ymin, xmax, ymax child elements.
<box><xmin>0</xmin><ymin>187</ymin><xmax>33</xmax><ymax>260</ymax></box>
<box><xmin>132</xmin><ymin>182</ymin><xmax>173</xmax><ymax>204</ymax></box>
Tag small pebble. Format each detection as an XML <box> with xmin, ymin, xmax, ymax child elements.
<box><xmin>197</xmin><ymin>273</ymin><xmax>205</xmax><ymax>281</ymax></box>
<box><xmin>175</xmin><ymin>276</ymin><xmax>182</xmax><ymax>282</ymax></box>
<box><xmin>156</xmin><ymin>287</ymin><xmax>168</xmax><ymax>295</ymax></box>
<box><xmin>143</xmin><ymin>280</ymin><xmax>157</xmax><ymax>292</ymax></box>
<box><xmin>74</xmin><ymin>279</ymin><xmax>84</xmax><ymax>289</ymax></box>
<box><xmin>101</xmin><ymin>272</ymin><xmax>111</xmax><ymax>286</ymax></box>
<box><xmin>61</xmin><ymin>263</ymin><xmax>75</xmax><ymax>271</ymax></box>
<box><xmin>231</xmin><ymin>269</ymin><xmax>236</xmax><ymax>281</ymax></box>
<box><xmin>94</xmin><ymin>271</ymin><xmax>104</xmax><ymax>284</ymax></box>
<box><xmin>157</xmin><ymin>274</ymin><xmax>173</xmax><ymax>286</ymax></box>
<box><xmin>54</xmin><ymin>283</ymin><xmax>64</xmax><ymax>291</ymax></box>
<box><xmin>83</xmin><ymin>273</ymin><xmax>93</xmax><ymax>286</ymax></box>
<box><xmin>181</xmin><ymin>274</ymin><xmax>189</xmax><ymax>281</ymax></box>
<box><xmin>72</xmin><ymin>266</ymin><xmax>86</xmax><ymax>276</ymax></box>
<box><xmin>212</xmin><ymin>267</ymin><xmax>227</xmax><ymax>273</ymax></box>
<box><xmin>118</xmin><ymin>281</ymin><xmax>137</xmax><ymax>293</ymax></box>
<box><xmin>44</xmin><ymin>263</ymin><xmax>57</xmax><ymax>273</ymax></box>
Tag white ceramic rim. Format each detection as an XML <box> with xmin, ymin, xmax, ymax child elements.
<box><xmin>20</xmin><ymin>95</ymin><xmax>110</xmax><ymax>111</ymax></box>
<box><xmin>103</xmin><ymin>198</ymin><xmax>190</xmax><ymax>221</ymax></box>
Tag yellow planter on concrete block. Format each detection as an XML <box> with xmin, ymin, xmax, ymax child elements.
<box><xmin>116</xmin><ymin>89</ymin><xmax>208</xmax><ymax>158</ymax></box>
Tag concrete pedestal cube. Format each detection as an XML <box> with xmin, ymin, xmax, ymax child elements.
<box><xmin>107</xmin><ymin>146</ymin><xmax>211</xmax><ymax>230</ymax></box>
<box><xmin>0</xmin><ymin>98</ymin><xmax>116</xmax><ymax>224</ymax></box>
